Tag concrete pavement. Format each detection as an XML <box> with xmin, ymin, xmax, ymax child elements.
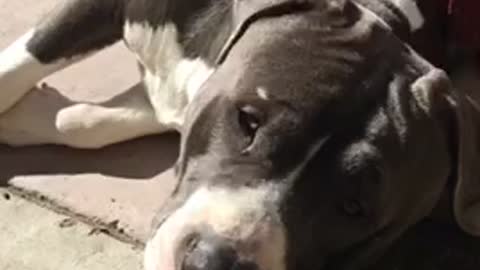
<box><xmin>0</xmin><ymin>188</ymin><xmax>143</xmax><ymax>270</ymax></box>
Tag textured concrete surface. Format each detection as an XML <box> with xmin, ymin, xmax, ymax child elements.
<box><xmin>3</xmin><ymin>136</ymin><xmax>178</xmax><ymax>243</ymax></box>
<box><xmin>0</xmin><ymin>189</ymin><xmax>143</xmax><ymax>270</ymax></box>
<box><xmin>0</xmin><ymin>0</ymin><xmax>178</xmax><ymax>244</ymax></box>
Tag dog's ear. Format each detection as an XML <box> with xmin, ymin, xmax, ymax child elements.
<box><xmin>216</xmin><ymin>0</ymin><xmax>347</xmax><ymax>64</ymax></box>
<box><xmin>217</xmin><ymin>0</ymin><xmax>310</xmax><ymax>64</ymax></box>
<box><xmin>411</xmin><ymin>68</ymin><xmax>480</xmax><ymax>236</ymax></box>
<box><xmin>449</xmin><ymin>86</ymin><xmax>480</xmax><ymax>236</ymax></box>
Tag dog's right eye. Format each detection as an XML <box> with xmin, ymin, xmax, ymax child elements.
<box><xmin>237</xmin><ymin>105</ymin><xmax>262</xmax><ymax>150</ymax></box>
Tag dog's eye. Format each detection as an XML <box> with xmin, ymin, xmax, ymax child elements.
<box><xmin>238</xmin><ymin>105</ymin><xmax>261</xmax><ymax>141</ymax></box>
<box><xmin>341</xmin><ymin>199</ymin><xmax>366</xmax><ymax>218</ymax></box>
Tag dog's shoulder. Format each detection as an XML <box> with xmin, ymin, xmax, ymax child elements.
<box><xmin>124</xmin><ymin>0</ymin><xmax>232</xmax><ymax>64</ymax></box>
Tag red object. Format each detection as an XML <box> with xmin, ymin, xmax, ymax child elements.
<box><xmin>449</xmin><ymin>0</ymin><xmax>480</xmax><ymax>50</ymax></box>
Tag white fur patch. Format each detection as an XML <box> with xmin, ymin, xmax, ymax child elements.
<box><xmin>144</xmin><ymin>185</ymin><xmax>286</xmax><ymax>270</ymax></box>
<box><xmin>391</xmin><ymin>0</ymin><xmax>424</xmax><ymax>31</ymax></box>
<box><xmin>55</xmin><ymin>98</ymin><xmax>161</xmax><ymax>148</ymax></box>
<box><xmin>124</xmin><ymin>22</ymin><xmax>214</xmax><ymax>131</ymax></box>
<box><xmin>256</xmin><ymin>87</ymin><xmax>269</xmax><ymax>100</ymax></box>
<box><xmin>388</xmin><ymin>75</ymin><xmax>408</xmax><ymax>142</ymax></box>
<box><xmin>0</xmin><ymin>29</ymin><xmax>83</xmax><ymax>114</ymax></box>
<box><xmin>0</xmin><ymin>83</ymin><xmax>162</xmax><ymax>148</ymax></box>
<box><xmin>354</xmin><ymin>2</ymin><xmax>391</xmax><ymax>31</ymax></box>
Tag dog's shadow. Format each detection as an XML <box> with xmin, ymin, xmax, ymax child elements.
<box><xmin>0</xmin><ymin>133</ymin><xmax>179</xmax><ymax>187</ymax></box>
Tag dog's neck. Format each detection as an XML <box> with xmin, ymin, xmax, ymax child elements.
<box><xmin>357</xmin><ymin>0</ymin><xmax>452</xmax><ymax>68</ymax></box>
<box><xmin>180</xmin><ymin>0</ymin><xmax>233</xmax><ymax>65</ymax></box>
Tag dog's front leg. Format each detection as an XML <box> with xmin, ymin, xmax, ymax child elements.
<box><xmin>0</xmin><ymin>0</ymin><xmax>126</xmax><ymax>114</ymax></box>
<box><xmin>0</xmin><ymin>83</ymin><xmax>167</xmax><ymax>149</ymax></box>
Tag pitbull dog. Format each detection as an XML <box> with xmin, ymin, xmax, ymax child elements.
<box><xmin>1</xmin><ymin>0</ymin><xmax>480</xmax><ymax>269</ymax></box>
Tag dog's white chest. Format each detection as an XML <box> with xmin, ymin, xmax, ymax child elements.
<box><xmin>123</xmin><ymin>22</ymin><xmax>214</xmax><ymax>129</ymax></box>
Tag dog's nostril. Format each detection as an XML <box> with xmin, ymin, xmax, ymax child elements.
<box><xmin>182</xmin><ymin>236</ymin><xmax>256</xmax><ymax>270</ymax></box>
<box><xmin>182</xmin><ymin>236</ymin><xmax>237</xmax><ymax>270</ymax></box>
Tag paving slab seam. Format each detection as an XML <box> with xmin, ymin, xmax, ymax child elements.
<box><xmin>7</xmin><ymin>186</ymin><xmax>146</xmax><ymax>249</ymax></box>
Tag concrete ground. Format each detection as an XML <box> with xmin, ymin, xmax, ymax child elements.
<box><xmin>0</xmin><ymin>188</ymin><xmax>143</xmax><ymax>270</ymax></box>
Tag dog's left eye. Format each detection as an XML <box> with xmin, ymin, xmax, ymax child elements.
<box><xmin>237</xmin><ymin>105</ymin><xmax>262</xmax><ymax>147</ymax></box>
<box><xmin>341</xmin><ymin>199</ymin><xmax>366</xmax><ymax>218</ymax></box>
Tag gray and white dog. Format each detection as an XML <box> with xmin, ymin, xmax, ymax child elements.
<box><xmin>1</xmin><ymin>0</ymin><xmax>479</xmax><ymax>270</ymax></box>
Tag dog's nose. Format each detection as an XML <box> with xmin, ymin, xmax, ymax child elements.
<box><xmin>182</xmin><ymin>235</ymin><xmax>258</xmax><ymax>270</ymax></box>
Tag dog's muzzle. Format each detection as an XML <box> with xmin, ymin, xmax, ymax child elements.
<box><xmin>144</xmin><ymin>185</ymin><xmax>287</xmax><ymax>270</ymax></box>
<box><xmin>182</xmin><ymin>232</ymin><xmax>258</xmax><ymax>270</ymax></box>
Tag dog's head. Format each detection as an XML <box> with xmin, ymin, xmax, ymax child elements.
<box><xmin>146</xmin><ymin>1</ymin><xmax>480</xmax><ymax>269</ymax></box>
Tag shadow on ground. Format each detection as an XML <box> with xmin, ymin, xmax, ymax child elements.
<box><xmin>0</xmin><ymin>133</ymin><xmax>179</xmax><ymax>187</ymax></box>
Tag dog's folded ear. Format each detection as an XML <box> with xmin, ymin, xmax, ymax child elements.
<box><xmin>217</xmin><ymin>0</ymin><xmax>309</xmax><ymax>64</ymax></box>
<box><xmin>217</xmin><ymin>0</ymin><xmax>347</xmax><ymax>64</ymax></box>
<box><xmin>411</xmin><ymin>68</ymin><xmax>480</xmax><ymax>236</ymax></box>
